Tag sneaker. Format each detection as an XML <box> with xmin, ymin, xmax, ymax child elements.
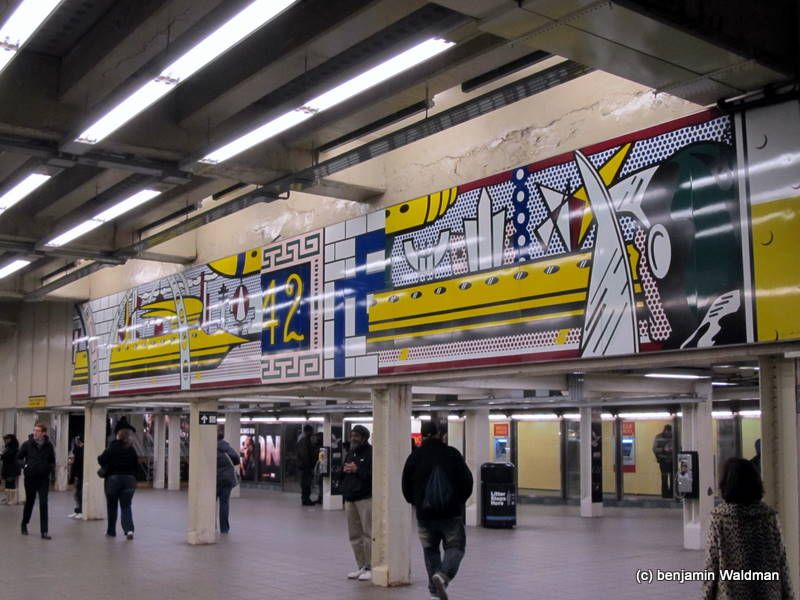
<box><xmin>347</xmin><ymin>567</ymin><xmax>366</xmax><ymax>579</ymax></box>
<box><xmin>67</xmin><ymin>513</ymin><xmax>77</xmax><ymax>518</ymax></box>
<box><xmin>431</xmin><ymin>573</ymin><xmax>449</xmax><ymax>600</ymax></box>
<box><xmin>357</xmin><ymin>569</ymin><xmax>372</xmax><ymax>581</ymax></box>
<box><xmin>125</xmin><ymin>531</ymin><xmax>134</xmax><ymax>540</ymax></box>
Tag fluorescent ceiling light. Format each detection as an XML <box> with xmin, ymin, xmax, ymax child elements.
<box><xmin>511</xmin><ymin>414</ymin><xmax>559</xmax><ymax>421</ymax></box>
<box><xmin>45</xmin><ymin>189</ymin><xmax>161</xmax><ymax>247</ymax></box>
<box><xmin>488</xmin><ymin>414</ymin><xmax>508</xmax><ymax>421</ymax></box>
<box><xmin>75</xmin><ymin>0</ymin><xmax>295</xmax><ymax>145</ymax></box>
<box><xmin>0</xmin><ymin>258</ymin><xmax>31</xmax><ymax>279</ymax></box>
<box><xmin>711</xmin><ymin>410</ymin><xmax>734</xmax><ymax>418</ymax></box>
<box><xmin>739</xmin><ymin>410</ymin><xmax>761</xmax><ymax>418</ymax></box>
<box><xmin>200</xmin><ymin>37</ymin><xmax>455</xmax><ymax>164</ymax></box>
<box><xmin>0</xmin><ymin>173</ymin><xmax>51</xmax><ymax>213</ymax></box>
<box><xmin>711</xmin><ymin>381</ymin><xmax>736</xmax><ymax>387</ymax></box>
<box><xmin>617</xmin><ymin>412</ymin><xmax>675</xmax><ymax>420</ymax></box>
<box><xmin>644</xmin><ymin>373</ymin><xmax>709</xmax><ymax>380</ymax></box>
<box><xmin>0</xmin><ymin>0</ymin><xmax>62</xmax><ymax>76</ymax></box>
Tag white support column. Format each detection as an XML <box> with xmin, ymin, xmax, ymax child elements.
<box><xmin>53</xmin><ymin>412</ymin><xmax>70</xmax><ymax>491</ymax></box>
<box><xmin>167</xmin><ymin>413</ymin><xmax>181</xmax><ymax>491</ymax></box>
<box><xmin>371</xmin><ymin>385</ymin><xmax>412</xmax><ymax>587</ymax></box>
<box><xmin>681</xmin><ymin>382</ymin><xmax>714</xmax><ymax>550</ymax></box>
<box><xmin>187</xmin><ymin>400</ymin><xmax>217</xmax><ymax>545</ymax></box>
<box><xmin>152</xmin><ymin>414</ymin><xmax>166</xmax><ymax>490</ymax></box>
<box><xmin>223</xmin><ymin>410</ymin><xmax>241</xmax><ymax>499</ymax></box>
<box><xmin>464</xmin><ymin>408</ymin><xmax>490</xmax><ymax>527</ymax></box>
<box><xmin>82</xmin><ymin>405</ymin><xmax>107</xmax><ymax>520</ymax></box>
<box><xmin>15</xmin><ymin>411</ymin><xmax>37</xmax><ymax>505</ymax></box>
<box><xmin>759</xmin><ymin>357</ymin><xmax>800</xmax><ymax>593</ymax></box>
<box><xmin>579</xmin><ymin>406</ymin><xmax>603</xmax><ymax>517</ymax></box>
<box><xmin>323</xmin><ymin>414</ymin><xmax>343</xmax><ymax>511</ymax></box>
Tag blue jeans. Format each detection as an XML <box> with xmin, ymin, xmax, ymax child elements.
<box><xmin>105</xmin><ymin>475</ymin><xmax>136</xmax><ymax>535</ymax></box>
<box><xmin>417</xmin><ymin>516</ymin><xmax>466</xmax><ymax>594</ymax></box>
<box><xmin>217</xmin><ymin>484</ymin><xmax>233</xmax><ymax>533</ymax></box>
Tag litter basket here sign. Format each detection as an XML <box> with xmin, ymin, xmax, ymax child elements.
<box><xmin>199</xmin><ymin>411</ymin><xmax>218</xmax><ymax>425</ymax></box>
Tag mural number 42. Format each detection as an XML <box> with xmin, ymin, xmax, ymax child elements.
<box><xmin>261</xmin><ymin>265</ymin><xmax>311</xmax><ymax>352</ymax></box>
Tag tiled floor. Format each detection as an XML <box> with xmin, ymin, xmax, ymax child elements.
<box><xmin>0</xmin><ymin>488</ymin><xmax>704</xmax><ymax>599</ymax></box>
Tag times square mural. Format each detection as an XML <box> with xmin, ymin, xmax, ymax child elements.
<box><xmin>70</xmin><ymin>100</ymin><xmax>800</xmax><ymax>398</ymax></box>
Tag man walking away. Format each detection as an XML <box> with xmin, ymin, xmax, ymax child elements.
<box><xmin>296</xmin><ymin>424</ymin><xmax>318</xmax><ymax>506</ymax></box>
<box><xmin>341</xmin><ymin>425</ymin><xmax>373</xmax><ymax>582</ymax></box>
<box><xmin>68</xmin><ymin>436</ymin><xmax>84</xmax><ymax>518</ymax></box>
<box><xmin>1</xmin><ymin>434</ymin><xmax>20</xmax><ymax>505</ymax></box>
<box><xmin>402</xmin><ymin>421</ymin><xmax>473</xmax><ymax>600</ymax></box>
<box><xmin>17</xmin><ymin>422</ymin><xmax>56</xmax><ymax>539</ymax></box>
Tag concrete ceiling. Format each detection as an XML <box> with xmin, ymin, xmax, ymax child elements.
<box><xmin>0</xmin><ymin>0</ymin><xmax>794</xmax><ymax>301</ymax></box>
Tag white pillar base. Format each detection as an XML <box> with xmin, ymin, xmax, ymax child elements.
<box><xmin>464</xmin><ymin>409</ymin><xmax>490</xmax><ymax>527</ymax></box>
<box><xmin>187</xmin><ymin>400</ymin><xmax>217</xmax><ymax>545</ymax></box>
<box><xmin>681</xmin><ymin>383</ymin><xmax>714</xmax><ymax>551</ymax></box>
<box><xmin>371</xmin><ymin>385</ymin><xmax>412</xmax><ymax>587</ymax></box>
<box><xmin>579</xmin><ymin>407</ymin><xmax>603</xmax><ymax>518</ymax></box>
<box><xmin>167</xmin><ymin>413</ymin><xmax>181</xmax><ymax>491</ymax></box>
<box><xmin>82</xmin><ymin>405</ymin><xmax>107</xmax><ymax>521</ymax></box>
<box><xmin>54</xmin><ymin>412</ymin><xmax>70</xmax><ymax>491</ymax></box>
<box><xmin>15</xmin><ymin>412</ymin><xmax>36</xmax><ymax>505</ymax></box>
<box><xmin>152</xmin><ymin>414</ymin><xmax>166</xmax><ymax>489</ymax></box>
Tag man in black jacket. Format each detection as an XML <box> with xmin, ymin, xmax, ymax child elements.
<box><xmin>17</xmin><ymin>422</ymin><xmax>56</xmax><ymax>539</ymax></box>
<box><xmin>296</xmin><ymin>424</ymin><xmax>319</xmax><ymax>506</ymax></box>
<box><xmin>68</xmin><ymin>436</ymin><xmax>84</xmax><ymax>518</ymax></box>
<box><xmin>340</xmin><ymin>425</ymin><xmax>372</xmax><ymax>582</ymax></box>
<box><xmin>402</xmin><ymin>421</ymin><xmax>473</xmax><ymax>600</ymax></box>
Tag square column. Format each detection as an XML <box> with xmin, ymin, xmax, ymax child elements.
<box><xmin>167</xmin><ymin>413</ymin><xmax>182</xmax><ymax>491</ymax></box>
<box><xmin>464</xmin><ymin>409</ymin><xmax>490</xmax><ymax>527</ymax></box>
<box><xmin>187</xmin><ymin>400</ymin><xmax>218</xmax><ymax>545</ymax></box>
<box><xmin>323</xmin><ymin>414</ymin><xmax>343</xmax><ymax>511</ymax></box>
<box><xmin>53</xmin><ymin>412</ymin><xmax>70</xmax><ymax>491</ymax></box>
<box><xmin>15</xmin><ymin>411</ymin><xmax>37</xmax><ymax>505</ymax></box>
<box><xmin>371</xmin><ymin>385</ymin><xmax>412</xmax><ymax>587</ymax></box>
<box><xmin>82</xmin><ymin>405</ymin><xmax>107</xmax><ymax>520</ymax></box>
<box><xmin>681</xmin><ymin>382</ymin><xmax>714</xmax><ymax>550</ymax></box>
<box><xmin>152</xmin><ymin>414</ymin><xmax>166</xmax><ymax>489</ymax></box>
<box><xmin>759</xmin><ymin>357</ymin><xmax>800</xmax><ymax>593</ymax></box>
<box><xmin>223</xmin><ymin>410</ymin><xmax>241</xmax><ymax>499</ymax></box>
<box><xmin>579</xmin><ymin>406</ymin><xmax>603</xmax><ymax>517</ymax></box>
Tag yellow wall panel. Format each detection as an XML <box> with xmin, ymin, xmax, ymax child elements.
<box><xmin>622</xmin><ymin>419</ymin><xmax>672</xmax><ymax>496</ymax></box>
<box><xmin>517</xmin><ymin>421</ymin><xmax>561</xmax><ymax>490</ymax></box>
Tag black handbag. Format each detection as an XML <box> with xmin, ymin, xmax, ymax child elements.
<box><xmin>97</xmin><ymin>466</ymin><xmax>108</xmax><ymax>478</ymax></box>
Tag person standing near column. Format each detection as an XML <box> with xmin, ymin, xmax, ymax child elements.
<box><xmin>341</xmin><ymin>425</ymin><xmax>373</xmax><ymax>582</ymax></box>
<box><xmin>216</xmin><ymin>430</ymin><xmax>240</xmax><ymax>534</ymax></box>
<box><xmin>652</xmin><ymin>424</ymin><xmax>674</xmax><ymax>498</ymax></box>
<box><xmin>297</xmin><ymin>424</ymin><xmax>319</xmax><ymax>506</ymax></box>
<box><xmin>402</xmin><ymin>420</ymin><xmax>473</xmax><ymax>600</ymax></box>
<box><xmin>17</xmin><ymin>423</ymin><xmax>56</xmax><ymax>539</ymax></box>
<box><xmin>67</xmin><ymin>436</ymin><xmax>84</xmax><ymax>518</ymax></box>
<box><xmin>99</xmin><ymin>428</ymin><xmax>138</xmax><ymax>539</ymax></box>
<box><xmin>1</xmin><ymin>434</ymin><xmax>20</xmax><ymax>505</ymax></box>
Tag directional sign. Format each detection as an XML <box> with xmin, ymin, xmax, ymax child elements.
<box><xmin>199</xmin><ymin>411</ymin><xmax>218</xmax><ymax>426</ymax></box>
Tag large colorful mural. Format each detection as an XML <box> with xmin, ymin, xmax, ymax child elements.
<box><xmin>71</xmin><ymin>100</ymin><xmax>800</xmax><ymax>397</ymax></box>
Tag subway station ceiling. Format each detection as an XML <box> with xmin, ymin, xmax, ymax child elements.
<box><xmin>0</xmin><ymin>0</ymin><xmax>795</xmax><ymax>304</ymax></box>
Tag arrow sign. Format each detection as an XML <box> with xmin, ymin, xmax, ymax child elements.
<box><xmin>199</xmin><ymin>411</ymin><xmax>218</xmax><ymax>426</ymax></box>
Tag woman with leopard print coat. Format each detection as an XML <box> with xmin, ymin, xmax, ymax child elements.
<box><xmin>703</xmin><ymin>458</ymin><xmax>793</xmax><ymax>600</ymax></box>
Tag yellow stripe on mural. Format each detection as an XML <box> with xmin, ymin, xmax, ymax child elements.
<box><xmin>368</xmin><ymin>309</ymin><xmax>584</xmax><ymax>343</ymax></box>
<box><xmin>751</xmin><ymin>196</ymin><xmax>800</xmax><ymax>341</ymax></box>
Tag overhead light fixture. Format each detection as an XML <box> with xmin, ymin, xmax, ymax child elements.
<box><xmin>617</xmin><ymin>412</ymin><xmax>676</xmax><ymax>420</ymax></box>
<box><xmin>644</xmin><ymin>373</ymin><xmax>709</xmax><ymax>380</ymax></box>
<box><xmin>74</xmin><ymin>0</ymin><xmax>296</xmax><ymax>145</ymax></box>
<box><xmin>711</xmin><ymin>410</ymin><xmax>734</xmax><ymax>418</ymax></box>
<box><xmin>0</xmin><ymin>258</ymin><xmax>31</xmax><ymax>279</ymax></box>
<box><xmin>45</xmin><ymin>189</ymin><xmax>161</xmax><ymax>247</ymax></box>
<box><xmin>199</xmin><ymin>37</ymin><xmax>455</xmax><ymax>164</ymax></box>
<box><xmin>0</xmin><ymin>173</ymin><xmax>51</xmax><ymax>213</ymax></box>
<box><xmin>739</xmin><ymin>410</ymin><xmax>761</xmax><ymax>418</ymax></box>
<box><xmin>0</xmin><ymin>0</ymin><xmax>63</xmax><ymax>76</ymax></box>
<box><xmin>711</xmin><ymin>381</ymin><xmax>736</xmax><ymax>387</ymax></box>
<box><xmin>511</xmin><ymin>414</ymin><xmax>559</xmax><ymax>421</ymax></box>
<box><xmin>488</xmin><ymin>414</ymin><xmax>508</xmax><ymax>421</ymax></box>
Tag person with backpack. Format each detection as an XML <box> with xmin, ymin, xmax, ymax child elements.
<box><xmin>402</xmin><ymin>420</ymin><xmax>473</xmax><ymax>600</ymax></box>
<box><xmin>216</xmin><ymin>430</ymin><xmax>240</xmax><ymax>534</ymax></box>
